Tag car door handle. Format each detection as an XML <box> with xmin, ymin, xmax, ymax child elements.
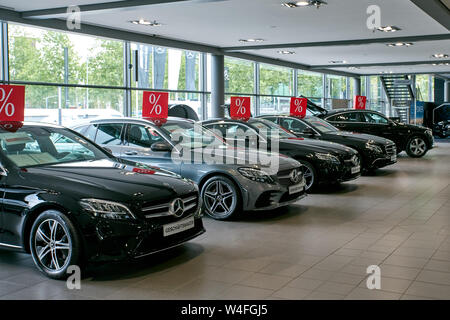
<box><xmin>124</xmin><ymin>151</ymin><xmax>138</xmax><ymax>155</ymax></box>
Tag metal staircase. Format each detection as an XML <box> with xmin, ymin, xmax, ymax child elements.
<box><xmin>380</xmin><ymin>75</ymin><xmax>415</xmax><ymax>123</ymax></box>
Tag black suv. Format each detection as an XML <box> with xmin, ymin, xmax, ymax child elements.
<box><xmin>320</xmin><ymin>109</ymin><xmax>434</xmax><ymax>158</ymax></box>
<box><xmin>0</xmin><ymin>122</ymin><xmax>204</xmax><ymax>279</ymax></box>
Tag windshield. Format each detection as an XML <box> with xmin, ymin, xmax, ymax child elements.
<box><xmin>249</xmin><ymin>119</ymin><xmax>296</xmax><ymax>139</ymax></box>
<box><xmin>161</xmin><ymin>121</ymin><xmax>227</xmax><ymax>149</ymax></box>
<box><xmin>0</xmin><ymin>125</ymin><xmax>109</xmax><ymax>168</ymax></box>
<box><xmin>304</xmin><ymin>116</ymin><xmax>339</xmax><ymax>133</ymax></box>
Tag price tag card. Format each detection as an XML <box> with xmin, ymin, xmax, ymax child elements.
<box><xmin>354</xmin><ymin>95</ymin><xmax>367</xmax><ymax>110</ymax></box>
<box><xmin>0</xmin><ymin>85</ymin><xmax>25</xmax><ymax>122</ymax></box>
<box><xmin>290</xmin><ymin>97</ymin><xmax>307</xmax><ymax>118</ymax></box>
<box><xmin>142</xmin><ymin>91</ymin><xmax>169</xmax><ymax>124</ymax></box>
<box><xmin>230</xmin><ymin>97</ymin><xmax>251</xmax><ymax>120</ymax></box>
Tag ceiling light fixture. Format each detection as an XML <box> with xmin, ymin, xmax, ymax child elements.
<box><xmin>379</xmin><ymin>71</ymin><xmax>394</xmax><ymax>74</ymax></box>
<box><xmin>432</xmin><ymin>53</ymin><xmax>449</xmax><ymax>59</ymax></box>
<box><xmin>239</xmin><ymin>38</ymin><xmax>265</xmax><ymax>43</ymax></box>
<box><xmin>386</xmin><ymin>42</ymin><xmax>413</xmax><ymax>47</ymax></box>
<box><xmin>432</xmin><ymin>62</ymin><xmax>450</xmax><ymax>66</ymax></box>
<box><xmin>376</xmin><ymin>26</ymin><xmax>401</xmax><ymax>32</ymax></box>
<box><xmin>348</xmin><ymin>67</ymin><xmax>360</xmax><ymax>70</ymax></box>
<box><xmin>278</xmin><ymin>50</ymin><xmax>295</xmax><ymax>55</ymax></box>
<box><xmin>130</xmin><ymin>19</ymin><xmax>162</xmax><ymax>26</ymax></box>
<box><xmin>282</xmin><ymin>0</ymin><xmax>327</xmax><ymax>9</ymax></box>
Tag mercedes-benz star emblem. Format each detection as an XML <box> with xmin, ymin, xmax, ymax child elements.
<box><xmin>352</xmin><ymin>155</ymin><xmax>360</xmax><ymax>166</ymax></box>
<box><xmin>169</xmin><ymin>198</ymin><xmax>185</xmax><ymax>217</ymax></box>
<box><xmin>289</xmin><ymin>169</ymin><xmax>302</xmax><ymax>184</ymax></box>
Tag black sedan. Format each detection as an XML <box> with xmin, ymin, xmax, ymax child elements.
<box><xmin>200</xmin><ymin>118</ymin><xmax>361</xmax><ymax>191</ymax></box>
<box><xmin>0</xmin><ymin>122</ymin><xmax>204</xmax><ymax>279</ymax></box>
<box><xmin>320</xmin><ymin>109</ymin><xmax>434</xmax><ymax>158</ymax></box>
<box><xmin>258</xmin><ymin>115</ymin><xmax>397</xmax><ymax>171</ymax></box>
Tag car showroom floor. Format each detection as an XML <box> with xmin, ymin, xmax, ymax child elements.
<box><xmin>1</xmin><ymin>141</ymin><xmax>449</xmax><ymax>300</ymax></box>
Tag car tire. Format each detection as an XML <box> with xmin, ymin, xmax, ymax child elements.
<box><xmin>406</xmin><ymin>136</ymin><xmax>428</xmax><ymax>158</ymax></box>
<box><xmin>30</xmin><ymin>210</ymin><xmax>82</xmax><ymax>280</ymax></box>
<box><xmin>201</xmin><ymin>176</ymin><xmax>241</xmax><ymax>220</ymax></box>
<box><xmin>298</xmin><ymin>160</ymin><xmax>316</xmax><ymax>191</ymax></box>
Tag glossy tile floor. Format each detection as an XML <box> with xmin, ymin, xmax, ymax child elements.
<box><xmin>1</xmin><ymin>141</ymin><xmax>449</xmax><ymax>300</ymax></box>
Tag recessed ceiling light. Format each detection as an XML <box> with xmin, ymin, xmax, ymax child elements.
<box><xmin>432</xmin><ymin>62</ymin><xmax>450</xmax><ymax>66</ymax></box>
<box><xmin>329</xmin><ymin>60</ymin><xmax>347</xmax><ymax>64</ymax></box>
<box><xmin>281</xmin><ymin>0</ymin><xmax>327</xmax><ymax>8</ymax></box>
<box><xmin>379</xmin><ymin>71</ymin><xmax>394</xmax><ymax>74</ymax></box>
<box><xmin>348</xmin><ymin>67</ymin><xmax>360</xmax><ymax>70</ymax></box>
<box><xmin>129</xmin><ymin>19</ymin><xmax>162</xmax><ymax>26</ymax></box>
<box><xmin>376</xmin><ymin>26</ymin><xmax>401</xmax><ymax>32</ymax></box>
<box><xmin>278</xmin><ymin>50</ymin><xmax>295</xmax><ymax>55</ymax></box>
<box><xmin>387</xmin><ymin>42</ymin><xmax>413</xmax><ymax>47</ymax></box>
<box><xmin>239</xmin><ymin>38</ymin><xmax>265</xmax><ymax>43</ymax></box>
<box><xmin>432</xmin><ymin>53</ymin><xmax>449</xmax><ymax>58</ymax></box>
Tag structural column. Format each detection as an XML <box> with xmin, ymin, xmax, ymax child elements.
<box><xmin>445</xmin><ymin>80</ymin><xmax>450</xmax><ymax>103</ymax></box>
<box><xmin>210</xmin><ymin>54</ymin><xmax>225</xmax><ymax>118</ymax></box>
<box><xmin>353</xmin><ymin>77</ymin><xmax>361</xmax><ymax>96</ymax></box>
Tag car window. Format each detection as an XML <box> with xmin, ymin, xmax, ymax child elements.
<box><xmin>96</xmin><ymin>123</ymin><xmax>124</xmax><ymax>145</ymax></box>
<box><xmin>363</xmin><ymin>112</ymin><xmax>389</xmax><ymax>124</ymax></box>
<box><xmin>262</xmin><ymin>117</ymin><xmax>278</xmax><ymax>123</ymax></box>
<box><xmin>280</xmin><ymin>118</ymin><xmax>308</xmax><ymax>132</ymax></box>
<box><xmin>328</xmin><ymin>112</ymin><xmax>362</xmax><ymax>122</ymax></box>
<box><xmin>0</xmin><ymin>127</ymin><xmax>107</xmax><ymax>168</ymax></box>
<box><xmin>125</xmin><ymin>124</ymin><xmax>163</xmax><ymax>148</ymax></box>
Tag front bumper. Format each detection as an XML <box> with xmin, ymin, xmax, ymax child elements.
<box><xmin>239</xmin><ymin>178</ymin><xmax>307</xmax><ymax>211</ymax></box>
<box><xmin>315</xmin><ymin>160</ymin><xmax>361</xmax><ymax>184</ymax></box>
<box><xmin>83</xmin><ymin>215</ymin><xmax>205</xmax><ymax>262</ymax></box>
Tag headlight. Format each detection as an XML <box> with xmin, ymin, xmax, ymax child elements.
<box><xmin>314</xmin><ymin>153</ymin><xmax>340</xmax><ymax>164</ymax></box>
<box><xmin>238</xmin><ymin>167</ymin><xmax>274</xmax><ymax>184</ymax></box>
<box><xmin>365</xmin><ymin>142</ymin><xmax>383</xmax><ymax>153</ymax></box>
<box><xmin>79</xmin><ymin>199</ymin><xmax>136</xmax><ymax>220</ymax></box>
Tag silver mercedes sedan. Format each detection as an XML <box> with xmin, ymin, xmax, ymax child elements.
<box><xmin>71</xmin><ymin>117</ymin><xmax>307</xmax><ymax>220</ymax></box>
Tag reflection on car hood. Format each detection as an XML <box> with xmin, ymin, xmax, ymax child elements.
<box><xmin>328</xmin><ymin>131</ymin><xmax>392</xmax><ymax>145</ymax></box>
<box><xmin>187</xmin><ymin>146</ymin><xmax>300</xmax><ymax>172</ymax></box>
<box><xmin>279</xmin><ymin>137</ymin><xmax>357</xmax><ymax>156</ymax></box>
<box><xmin>23</xmin><ymin>159</ymin><xmax>196</xmax><ymax>202</ymax></box>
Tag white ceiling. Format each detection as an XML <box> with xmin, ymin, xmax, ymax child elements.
<box><xmin>1</xmin><ymin>0</ymin><xmax>449</xmax><ymax>76</ymax></box>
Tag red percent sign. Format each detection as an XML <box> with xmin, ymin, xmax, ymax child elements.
<box><xmin>290</xmin><ymin>97</ymin><xmax>307</xmax><ymax>118</ymax></box>
<box><xmin>354</xmin><ymin>95</ymin><xmax>367</xmax><ymax>110</ymax></box>
<box><xmin>230</xmin><ymin>97</ymin><xmax>251</xmax><ymax>120</ymax></box>
<box><xmin>0</xmin><ymin>85</ymin><xmax>25</xmax><ymax>122</ymax></box>
<box><xmin>142</xmin><ymin>91</ymin><xmax>169</xmax><ymax>125</ymax></box>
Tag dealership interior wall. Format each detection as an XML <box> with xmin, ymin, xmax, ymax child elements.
<box><xmin>0</xmin><ymin>0</ymin><xmax>449</xmax><ymax>300</ymax></box>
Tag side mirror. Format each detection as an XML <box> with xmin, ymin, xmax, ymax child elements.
<box><xmin>151</xmin><ymin>141</ymin><xmax>172</xmax><ymax>152</ymax></box>
<box><xmin>302</xmin><ymin>127</ymin><xmax>315</xmax><ymax>135</ymax></box>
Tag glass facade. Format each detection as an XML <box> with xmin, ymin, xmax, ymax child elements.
<box><xmin>2</xmin><ymin>22</ymin><xmax>409</xmax><ymax>126</ymax></box>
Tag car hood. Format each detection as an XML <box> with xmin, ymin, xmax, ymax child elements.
<box><xmin>22</xmin><ymin>159</ymin><xmax>197</xmax><ymax>202</ymax></box>
<box><xmin>188</xmin><ymin>146</ymin><xmax>300</xmax><ymax>173</ymax></box>
<box><xmin>279</xmin><ymin>137</ymin><xmax>357</xmax><ymax>156</ymax></box>
<box><xmin>392</xmin><ymin>122</ymin><xmax>428</xmax><ymax>132</ymax></box>
<box><xmin>326</xmin><ymin>131</ymin><xmax>392</xmax><ymax>145</ymax></box>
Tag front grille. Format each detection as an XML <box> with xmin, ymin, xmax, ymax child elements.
<box><xmin>141</xmin><ymin>193</ymin><xmax>198</xmax><ymax>219</ymax></box>
<box><xmin>385</xmin><ymin>144</ymin><xmax>396</xmax><ymax>156</ymax></box>
<box><xmin>277</xmin><ymin>167</ymin><xmax>302</xmax><ymax>186</ymax></box>
<box><xmin>343</xmin><ymin>154</ymin><xmax>360</xmax><ymax>167</ymax></box>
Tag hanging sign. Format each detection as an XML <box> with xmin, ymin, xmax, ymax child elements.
<box><xmin>0</xmin><ymin>85</ymin><xmax>25</xmax><ymax>122</ymax></box>
<box><xmin>230</xmin><ymin>96</ymin><xmax>251</xmax><ymax>121</ymax></box>
<box><xmin>142</xmin><ymin>91</ymin><xmax>169</xmax><ymax>125</ymax></box>
<box><xmin>354</xmin><ymin>95</ymin><xmax>367</xmax><ymax>110</ymax></box>
<box><xmin>290</xmin><ymin>97</ymin><xmax>307</xmax><ymax>118</ymax></box>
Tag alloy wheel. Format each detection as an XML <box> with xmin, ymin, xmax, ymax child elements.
<box><xmin>203</xmin><ymin>180</ymin><xmax>237</xmax><ymax>219</ymax></box>
<box><xmin>300</xmin><ymin>163</ymin><xmax>314</xmax><ymax>191</ymax></box>
<box><xmin>409</xmin><ymin>137</ymin><xmax>427</xmax><ymax>156</ymax></box>
<box><xmin>34</xmin><ymin>219</ymin><xmax>72</xmax><ymax>272</ymax></box>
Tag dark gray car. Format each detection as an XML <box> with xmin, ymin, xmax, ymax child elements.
<box><xmin>72</xmin><ymin>117</ymin><xmax>307</xmax><ymax>220</ymax></box>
